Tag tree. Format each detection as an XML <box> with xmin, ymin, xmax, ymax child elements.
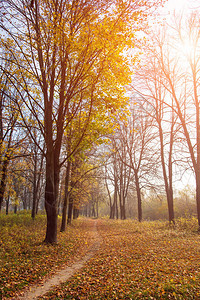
<box><xmin>60</xmin><ymin>97</ymin><xmax>113</xmax><ymax>230</ymax></box>
<box><xmin>0</xmin><ymin>49</ymin><xmax>26</xmax><ymax>211</ymax></box>
<box><xmin>132</xmin><ymin>57</ymin><xmax>179</xmax><ymax>224</ymax></box>
<box><xmin>156</xmin><ymin>14</ymin><xmax>200</xmax><ymax>228</ymax></box>
<box><xmin>123</xmin><ymin>101</ymin><xmax>158</xmax><ymax>222</ymax></box>
<box><xmin>136</xmin><ymin>13</ymin><xmax>200</xmax><ymax>226</ymax></box>
<box><xmin>65</xmin><ymin>152</ymin><xmax>102</xmax><ymax>223</ymax></box>
<box><xmin>105</xmin><ymin>160</ymin><xmax>119</xmax><ymax>219</ymax></box>
<box><xmin>104</xmin><ymin>128</ymin><xmax>132</xmax><ymax>220</ymax></box>
<box><xmin>104</xmin><ymin>98</ymin><xmax>160</xmax><ymax>221</ymax></box>
<box><xmin>1</xmin><ymin>0</ymin><xmax>163</xmax><ymax>242</ymax></box>
<box><xmin>29</xmin><ymin>129</ymin><xmax>45</xmax><ymax>219</ymax></box>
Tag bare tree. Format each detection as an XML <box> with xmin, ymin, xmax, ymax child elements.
<box><xmin>0</xmin><ymin>51</ymin><xmax>26</xmax><ymax>211</ymax></box>
<box><xmin>137</xmin><ymin>13</ymin><xmax>200</xmax><ymax>226</ymax></box>
<box><xmin>132</xmin><ymin>61</ymin><xmax>179</xmax><ymax>223</ymax></box>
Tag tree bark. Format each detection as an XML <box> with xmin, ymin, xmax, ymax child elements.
<box><xmin>105</xmin><ymin>176</ymin><xmax>113</xmax><ymax>219</ymax></box>
<box><xmin>6</xmin><ymin>194</ymin><xmax>10</xmax><ymax>215</ymax></box>
<box><xmin>73</xmin><ymin>208</ymin><xmax>79</xmax><ymax>219</ymax></box>
<box><xmin>44</xmin><ymin>150</ymin><xmax>58</xmax><ymax>243</ymax></box>
<box><xmin>31</xmin><ymin>147</ymin><xmax>37</xmax><ymax>219</ymax></box>
<box><xmin>196</xmin><ymin>172</ymin><xmax>200</xmax><ymax>229</ymax></box>
<box><xmin>158</xmin><ymin>120</ymin><xmax>175</xmax><ymax>224</ymax></box>
<box><xmin>134</xmin><ymin>169</ymin><xmax>142</xmax><ymax>222</ymax></box>
<box><xmin>60</xmin><ymin>161</ymin><xmax>71</xmax><ymax>232</ymax></box>
<box><xmin>67</xmin><ymin>197</ymin><xmax>73</xmax><ymax>225</ymax></box>
<box><xmin>0</xmin><ymin>155</ymin><xmax>9</xmax><ymax>211</ymax></box>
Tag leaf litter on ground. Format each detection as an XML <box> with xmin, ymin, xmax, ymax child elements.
<box><xmin>0</xmin><ymin>213</ymin><xmax>95</xmax><ymax>299</ymax></box>
<box><xmin>40</xmin><ymin>218</ymin><xmax>200</xmax><ymax>300</ymax></box>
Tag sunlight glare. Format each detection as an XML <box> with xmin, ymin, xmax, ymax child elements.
<box><xmin>181</xmin><ymin>37</ymin><xmax>196</xmax><ymax>57</ymax></box>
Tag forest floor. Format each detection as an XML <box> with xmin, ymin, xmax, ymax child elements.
<box><xmin>1</xmin><ymin>215</ymin><xmax>200</xmax><ymax>299</ymax></box>
<box><xmin>17</xmin><ymin>219</ymin><xmax>102</xmax><ymax>300</ymax></box>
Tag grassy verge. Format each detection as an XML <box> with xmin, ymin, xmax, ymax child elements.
<box><xmin>0</xmin><ymin>213</ymin><xmax>94</xmax><ymax>299</ymax></box>
<box><xmin>42</xmin><ymin>218</ymin><xmax>200</xmax><ymax>299</ymax></box>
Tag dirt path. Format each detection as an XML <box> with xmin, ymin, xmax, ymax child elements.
<box><xmin>18</xmin><ymin>220</ymin><xmax>101</xmax><ymax>300</ymax></box>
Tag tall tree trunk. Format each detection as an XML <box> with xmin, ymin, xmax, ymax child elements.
<box><xmin>159</xmin><ymin>123</ymin><xmax>175</xmax><ymax>224</ymax></box>
<box><xmin>6</xmin><ymin>194</ymin><xmax>10</xmax><ymax>215</ymax></box>
<box><xmin>92</xmin><ymin>204</ymin><xmax>96</xmax><ymax>217</ymax></box>
<box><xmin>0</xmin><ymin>155</ymin><xmax>9</xmax><ymax>211</ymax></box>
<box><xmin>96</xmin><ymin>199</ymin><xmax>99</xmax><ymax>218</ymax></box>
<box><xmin>44</xmin><ymin>150</ymin><xmax>58</xmax><ymax>243</ymax></box>
<box><xmin>111</xmin><ymin>183</ymin><xmax>118</xmax><ymax>219</ymax></box>
<box><xmin>60</xmin><ymin>161</ymin><xmax>71</xmax><ymax>232</ymax></box>
<box><xmin>115</xmin><ymin>188</ymin><xmax>119</xmax><ymax>219</ymax></box>
<box><xmin>110</xmin><ymin>203</ymin><xmax>115</xmax><ymax>219</ymax></box>
<box><xmin>134</xmin><ymin>169</ymin><xmax>142</xmax><ymax>222</ymax></box>
<box><xmin>105</xmin><ymin>177</ymin><xmax>113</xmax><ymax>219</ymax></box>
<box><xmin>32</xmin><ymin>150</ymin><xmax>37</xmax><ymax>219</ymax></box>
<box><xmin>167</xmin><ymin>189</ymin><xmax>175</xmax><ymax>224</ymax></box>
<box><xmin>73</xmin><ymin>208</ymin><xmax>79</xmax><ymax>219</ymax></box>
<box><xmin>122</xmin><ymin>194</ymin><xmax>126</xmax><ymax>220</ymax></box>
<box><xmin>35</xmin><ymin>151</ymin><xmax>45</xmax><ymax>215</ymax></box>
<box><xmin>119</xmin><ymin>192</ymin><xmax>122</xmax><ymax>219</ymax></box>
<box><xmin>195</xmin><ymin>77</ymin><xmax>200</xmax><ymax>229</ymax></box>
<box><xmin>196</xmin><ymin>172</ymin><xmax>200</xmax><ymax>229</ymax></box>
<box><xmin>168</xmin><ymin>105</ymin><xmax>175</xmax><ymax>224</ymax></box>
<box><xmin>84</xmin><ymin>205</ymin><xmax>88</xmax><ymax>217</ymax></box>
<box><xmin>121</xmin><ymin>205</ymin><xmax>125</xmax><ymax>220</ymax></box>
<box><xmin>22</xmin><ymin>187</ymin><xmax>28</xmax><ymax>210</ymax></box>
<box><xmin>67</xmin><ymin>196</ymin><xmax>73</xmax><ymax>225</ymax></box>
<box><xmin>196</xmin><ymin>118</ymin><xmax>200</xmax><ymax>228</ymax></box>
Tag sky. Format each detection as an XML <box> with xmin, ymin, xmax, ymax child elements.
<box><xmin>166</xmin><ymin>0</ymin><xmax>199</xmax><ymax>10</ymax></box>
<box><xmin>162</xmin><ymin>0</ymin><xmax>200</xmax><ymax>16</ymax></box>
<box><xmin>149</xmin><ymin>0</ymin><xmax>200</xmax><ymax>33</ymax></box>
